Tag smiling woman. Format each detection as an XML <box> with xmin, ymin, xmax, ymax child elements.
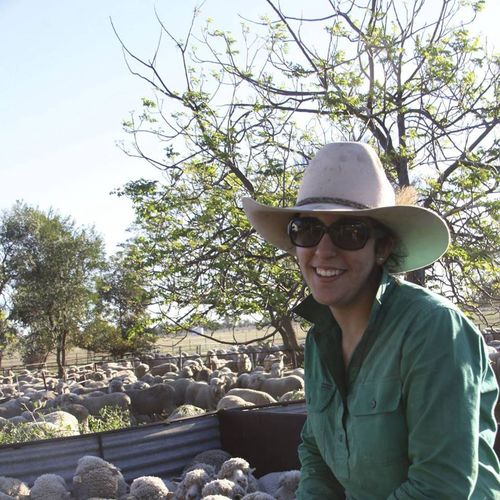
<box><xmin>242</xmin><ymin>142</ymin><xmax>500</xmax><ymax>499</ymax></box>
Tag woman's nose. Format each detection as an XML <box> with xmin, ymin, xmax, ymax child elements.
<box><xmin>314</xmin><ymin>231</ymin><xmax>338</xmax><ymax>255</ymax></box>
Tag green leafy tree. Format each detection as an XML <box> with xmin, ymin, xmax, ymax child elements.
<box><xmin>0</xmin><ymin>203</ymin><xmax>105</xmax><ymax>375</ymax></box>
<box><xmin>78</xmin><ymin>248</ymin><xmax>157</xmax><ymax>358</ymax></box>
<box><xmin>116</xmin><ymin>0</ymin><xmax>499</xmax><ymax>348</ymax></box>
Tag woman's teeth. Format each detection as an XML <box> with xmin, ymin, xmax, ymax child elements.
<box><xmin>315</xmin><ymin>268</ymin><xmax>343</xmax><ymax>277</ymax></box>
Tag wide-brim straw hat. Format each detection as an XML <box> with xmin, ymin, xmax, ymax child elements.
<box><xmin>242</xmin><ymin>142</ymin><xmax>450</xmax><ymax>273</ymax></box>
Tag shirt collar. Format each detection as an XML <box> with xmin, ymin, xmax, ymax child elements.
<box><xmin>292</xmin><ymin>269</ymin><xmax>397</xmax><ymax>326</ymax></box>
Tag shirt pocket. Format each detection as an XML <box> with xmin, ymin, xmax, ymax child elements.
<box><xmin>306</xmin><ymin>382</ymin><xmax>337</xmax><ymax>460</ymax></box>
<box><xmin>349</xmin><ymin>378</ymin><xmax>408</xmax><ymax>466</ymax></box>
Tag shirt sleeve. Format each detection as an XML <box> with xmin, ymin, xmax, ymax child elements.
<box><xmin>296</xmin><ymin>415</ymin><xmax>346</xmax><ymax>500</ymax></box>
<box><xmin>387</xmin><ymin>305</ymin><xmax>493</xmax><ymax>499</ymax></box>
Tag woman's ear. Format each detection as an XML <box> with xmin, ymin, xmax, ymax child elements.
<box><xmin>375</xmin><ymin>236</ymin><xmax>394</xmax><ymax>265</ymax></box>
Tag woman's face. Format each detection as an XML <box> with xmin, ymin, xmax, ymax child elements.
<box><xmin>295</xmin><ymin>213</ymin><xmax>389</xmax><ymax>313</ymax></box>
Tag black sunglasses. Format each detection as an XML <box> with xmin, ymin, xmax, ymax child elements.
<box><xmin>288</xmin><ymin>216</ymin><xmax>378</xmax><ymax>250</ymax></box>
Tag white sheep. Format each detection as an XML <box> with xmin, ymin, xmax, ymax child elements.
<box><xmin>217</xmin><ymin>458</ymin><xmax>258</xmax><ymax>494</ymax></box>
<box><xmin>241</xmin><ymin>493</ymin><xmax>275</xmax><ymax>500</ymax></box>
<box><xmin>72</xmin><ymin>455</ymin><xmax>128</xmax><ymax>500</ymax></box>
<box><xmin>216</xmin><ymin>395</ymin><xmax>255</xmax><ymax>411</ymax></box>
<box><xmin>248</xmin><ymin>374</ymin><xmax>303</xmax><ymax>400</ymax></box>
<box><xmin>129</xmin><ymin>475</ymin><xmax>171</xmax><ymax>499</ymax></box>
<box><xmin>173</xmin><ymin>468</ymin><xmax>212</xmax><ymax>500</ymax></box>
<box><xmin>40</xmin><ymin>410</ymin><xmax>80</xmax><ymax>436</ymax></box>
<box><xmin>278</xmin><ymin>390</ymin><xmax>305</xmax><ymax>402</ymax></box>
<box><xmin>184</xmin><ymin>379</ymin><xmax>226</xmax><ymax>411</ymax></box>
<box><xmin>30</xmin><ymin>473</ymin><xmax>71</xmax><ymax>499</ymax></box>
<box><xmin>62</xmin><ymin>392</ymin><xmax>131</xmax><ymax>416</ymax></box>
<box><xmin>201</xmin><ymin>479</ymin><xmax>245</xmax><ymax>499</ymax></box>
<box><xmin>167</xmin><ymin>404</ymin><xmax>206</xmax><ymax>421</ymax></box>
<box><xmin>0</xmin><ymin>476</ymin><xmax>30</xmax><ymax>497</ymax></box>
<box><xmin>225</xmin><ymin>388</ymin><xmax>276</xmax><ymax>406</ymax></box>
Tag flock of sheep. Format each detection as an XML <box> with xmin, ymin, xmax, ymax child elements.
<box><xmin>0</xmin><ymin>345</ymin><xmax>305</xmax><ymax>499</ymax></box>
<box><xmin>0</xmin><ymin>450</ymin><xmax>300</xmax><ymax>499</ymax></box>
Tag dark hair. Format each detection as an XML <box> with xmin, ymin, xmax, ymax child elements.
<box><xmin>371</xmin><ymin>219</ymin><xmax>407</xmax><ymax>273</ymax></box>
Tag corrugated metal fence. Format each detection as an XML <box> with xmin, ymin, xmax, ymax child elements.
<box><xmin>0</xmin><ymin>402</ymin><xmax>306</xmax><ymax>487</ymax></box>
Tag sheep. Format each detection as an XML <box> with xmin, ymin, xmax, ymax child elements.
<box><xmin>173</xmin><ymin>468</ymin><xmax>212</xmax><ymax>500</ymax></box>
<box><xmin>167</xmin><ymin>404</ymin><xmax>206</xmax><ymax>421</ymax></box>
<box><xmin>108</xmin><ymin>378</ymin><xmax>125</xmax><ymax>393</ymax></box>
<box><xmin>275</xmin><ymin>470</ymin><xmax>300</xmax><ymax>500</ymax></box>
<box><xmin>225</xmin><ymin>388</ymin><xmax>276</xmax><ymax>406</ymax></box>
<box><xmin>55</xmin><ymin>403</ymin><xmax>90</xmax><ymax>430</ymax></box>
<box><xmin>278</xmin><ymin>389</ymin><xmax>305</xmax><ymax>402</ymax></box>
<box><xmin>0</xmin><ymin>476</ymin><xmax>30</xmax><ymax>497</ymax></box>
<box><xmin>126</xmin><ymin>383</ymin><xmax>176</xmax><ymax>418</ymax></box>
<box><xmin>248</xmin><ymin>374</ymin><xmax>304</xmax><ymax>400</ymax></box>
<box><xmin>257</xmin><ymin>470</ymin><xmax>300</xmax><ymax>499</ymax></box>
<box><xmin>183</xmin><ymin>449</ymin><xmax>232</xmax><ymax>475</ymax></box>
<box><xmin>29</xmin><ymin>473</ymin><xmax>71</xmax><ymax>499</ymax></box>
<box><xmin>128</xmin><ymin>475</ymin><xmax>171</xmax><ymax>499</ymax></box>
<box><xmin>39</xmin><ymin>410</ymin><xmax>80</xmax><ymax>436</ymax></box>
<box><xmin>72</xmin><ymin>455</ymin><xmax>128</xmax><ymax>500</ymax></box>
<box><xmin>150</xmin><ymin>363</ymin><xmax>179</xmax><ymax>376</ymax></box>
<box><xmin>216</xmin><ymin>395</ymin><xmax>255</xmax><ymax>411</ymax></box>
<box><xmin>185</xmin><ymin>379</ymin><xmax>226</xmax><ymax>411</ymax></box>
<box><xmin>134</xmin><ymin>363</ymin><xmax>150</xmax><ymax>379</ymax></box>
<box><xmin>62</xmin><ymin>392</ymin><xmax>131</xmax><ymax>416</ymax></box>
<box><xmin>201</xmin><ymin>479</ymin><xmax>245</xmax><ymax>499</ymax></box>
<box><xmin>217</xmin><ymin>458</ymin><xmax>258</xmax><ymax>494</ymax></box>
<box><xmin>180</xmin><ymin>463</ymin><xmax>216</xmax><ymax>481</ymax></box>
<box><xmin>241</xmin><ymin>493</ymin><xmax>275</xmax><ymax>500</ymax></box>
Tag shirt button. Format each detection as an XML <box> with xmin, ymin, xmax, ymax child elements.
<box><xmin>338</xmin><ymin>434</ymin><xmax>343</xmax><ymax>443</ymax></box>
<box><xmin>370</xmin><ymin>399</ymin><xmax>377</xmax><ymax>409</ymax></box>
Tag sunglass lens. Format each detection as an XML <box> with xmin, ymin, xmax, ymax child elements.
<box><xmin>288</xmin><ymin>218</ymin><xmax>324</xmax><ymax>247</ymax></box>
<box><xmin>331</xmin><ymin>221</ymin><xmax>370</xmax><ymax>250</ymax></box>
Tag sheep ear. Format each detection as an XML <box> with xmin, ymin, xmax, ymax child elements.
<box><xmin>249</xmin><ymin>467</ymin><xmax>256</xmax><ymax>474</ymax></box>
<box><xmin>73</xmin><ymin>475</ymin><xmax>82</xmax><ymax>484</ymax></box>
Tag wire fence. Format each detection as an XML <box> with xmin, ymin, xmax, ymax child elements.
<box><xmin>1</xmin><ymin>326</ymin><xmax>308</xmax><ymax>374</ymax></box>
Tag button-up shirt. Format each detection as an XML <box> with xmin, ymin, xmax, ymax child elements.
<box><xmin>294</xmin><ymin>271</ymin><xmax>500</xmax><ymax>499</ymax></box>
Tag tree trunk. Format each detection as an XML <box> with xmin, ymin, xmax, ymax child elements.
<box><xmin>56</xmin><ymin>330</ymin><xmax>68</xmax><ymax>379</ymax></box>
<box><xmin>279</xmin><ymin>315</ymin><xmax>301</xmax><ymax>367</ymax></box>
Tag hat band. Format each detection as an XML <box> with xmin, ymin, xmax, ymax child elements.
<box><xmin>296</xmin><ymin>197</ymin><xmax>370</xmax><ymax>210</ymax></box>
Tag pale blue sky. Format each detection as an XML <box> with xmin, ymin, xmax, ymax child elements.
<box><xmin>0</xmin><ymin>0</ymin><xmax>498</xmax><ymax>255</ymax></box>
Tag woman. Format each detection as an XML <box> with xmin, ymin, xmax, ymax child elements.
<box><xmin>242</xmin><ymin>142</ymin><xmax>499</xmax><ymax>499</ymax></box>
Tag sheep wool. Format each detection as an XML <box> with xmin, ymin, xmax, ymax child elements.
<box><xmin>129</xmin><ymin>475</ymin><xmax>170</xmax><ymax>500</ymax></box>
<box><xmin>0</xmin><ymin>476</ymin><xmax>30</xmax><ymax>497</ymax></box>
<box><xmin>72</xmin><ymin>455</ymin><xmax>128</xmax><ymax>500</ymax></box>
<box><xmin>201</xmin><ymin>479</ymin><xmax>246</xmax><ymax>499</ymax></box>
<box><xmin>217</xmin><ymin>458</ymin><xmax>257</xmax><ymax>493</ymax></box>
<box><xmin>30</xmin><ymin>473</ymin><xmax>71</xmax><ymax>500</ymax></box>
<box><xmin>173</xmin><ymin>468</ymin><xmax>212</xmax><ymax>500</ymax></box>
<box><xmin>41</xmin><ymin>410</ymin><xmax>80</xmax><ymax>436</ymax></box>
<box><xmin>184</xmin><ymin>449</ymin><xmax>232</xmax><ymax>475</ymax></box>
<box><xmin>241</xmin><ymin>493</ymin><xmax>275</xmax><ymax>500</ymax></box>
<box><xmin>275</xmin><ymin>470</ymin><xmax>300</xmax><ymax>500</ymax></box>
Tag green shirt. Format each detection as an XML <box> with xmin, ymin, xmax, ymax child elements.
<box><xmin>294</xmin><ymin>271</ymin><xmax>500</xmax><ymax>499</ymax></box>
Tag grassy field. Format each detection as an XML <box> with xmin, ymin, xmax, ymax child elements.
<box><xmin>1</xmin><ymin>325</ymin><xmax>309</xmax><ymax>371</ymax></box>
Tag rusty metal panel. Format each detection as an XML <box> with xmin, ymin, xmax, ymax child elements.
<box><xmin>102</xmin><ymin>414</ymin><xmax>221</xmax><ymax>480</ymax></box>
<box><xmin>0</xmin><ymin>433</ymin><xmax>101</xmax><ymax>486</ymax></box>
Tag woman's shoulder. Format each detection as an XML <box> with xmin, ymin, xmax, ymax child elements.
<box><xmin>391</xmin><ymin>276</ymin><xmax>460</xmax><ymax>315</ymax></box>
